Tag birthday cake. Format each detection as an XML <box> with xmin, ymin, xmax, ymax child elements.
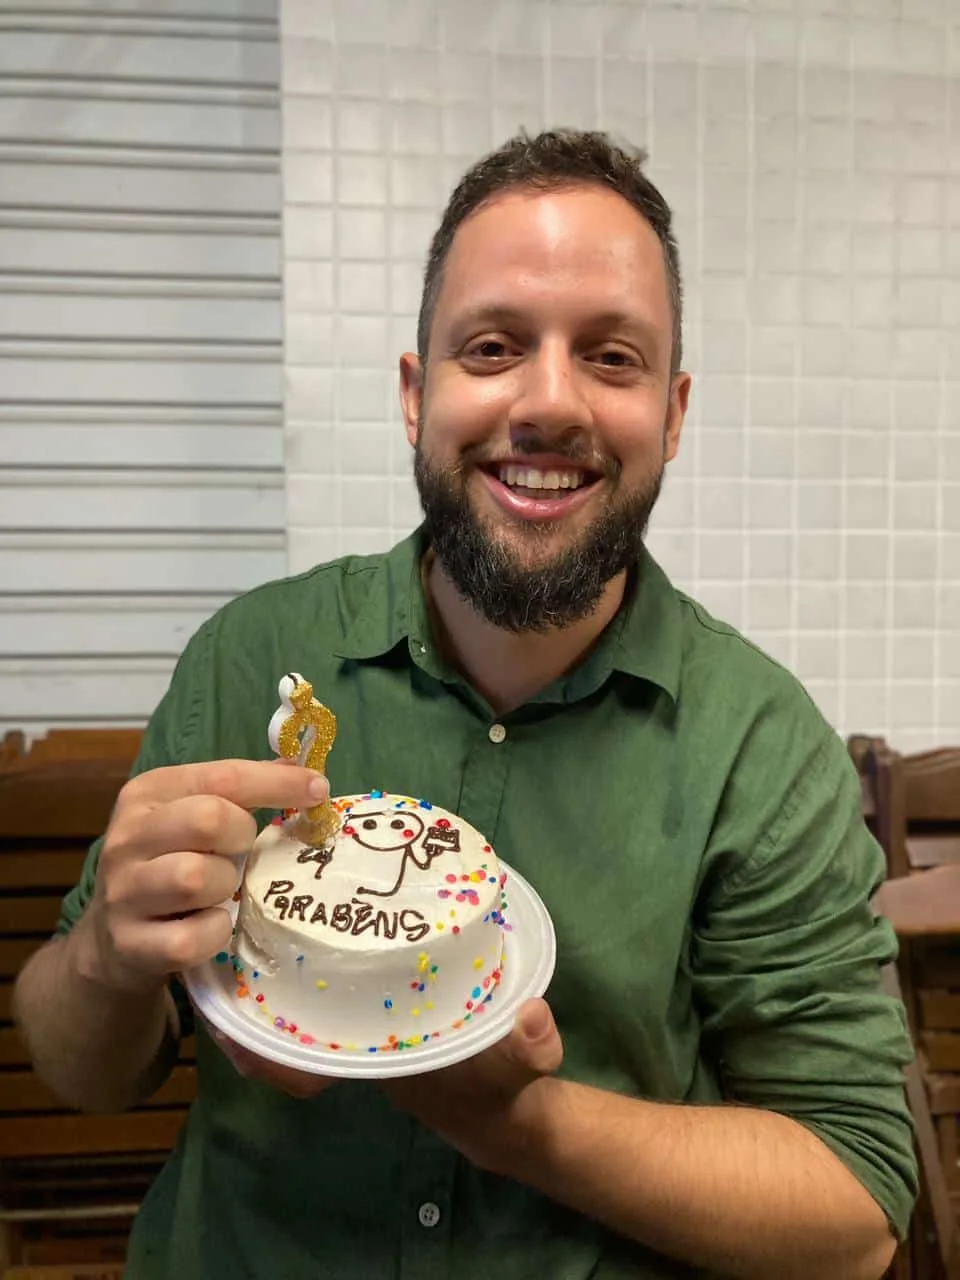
<box><xmin>233</xmin><ymin>792</ymin><xmax>507</xmax><ymax>1053</ymax></box>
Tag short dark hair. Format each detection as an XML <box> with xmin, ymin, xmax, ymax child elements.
<box><xmin>416</xmin><ymin>128</ymin><xmax>683</xmax><ymax>374</ymax></box>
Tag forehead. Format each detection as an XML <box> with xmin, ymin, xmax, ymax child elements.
<box><xmin>434</xmin><ymin>185</ymin><xmax>672</xmax><ymax>333</ymax></box>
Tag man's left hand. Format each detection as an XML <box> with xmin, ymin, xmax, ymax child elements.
<box><xmin>381</xmin><ymin>997</ymin><xmax>563</xmax><ymax>1174</ymax></box>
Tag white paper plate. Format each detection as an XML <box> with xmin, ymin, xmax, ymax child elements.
<box><xmin>183</xmin><ymin>859</ymin><xmax>556</xmax><ymax>1079</ymax></box>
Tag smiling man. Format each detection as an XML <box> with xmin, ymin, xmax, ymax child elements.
<box><xmin>15</xmin><ymin>130</ymin><xmax>916</xmax><ymax>1280</ymax></box>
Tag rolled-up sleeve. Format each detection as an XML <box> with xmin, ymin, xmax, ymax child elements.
<box><xmin>692</xmin><ymin>727</ymin><xmax>918</xmax><ymax>1240</ymax></box>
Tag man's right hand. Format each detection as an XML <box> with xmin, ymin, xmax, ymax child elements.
<box><xmin>77</xmin><ymin>759</ymin><xmax>327</xmax><ymax>995</ymax></box>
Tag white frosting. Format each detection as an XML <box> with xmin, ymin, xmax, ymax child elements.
<box><xmin>233</xmin><ymin>793</ymin><xmax>506</xmax><ymax>1051</ymax></box>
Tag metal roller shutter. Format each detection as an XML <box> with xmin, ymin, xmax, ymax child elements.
<box><xmin>0</xmin><ymin>0</ymin><xmax>283</xmax><ymax>737</ymax></box>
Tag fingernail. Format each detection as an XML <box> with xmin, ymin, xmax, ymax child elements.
<box><xmin>521</xmin><ymin>1002</ymin><xmax>551</xmax><ymax>1042</ymax></box>
<box><xmin>308</xmin><ymin>774</ymin><xmax>328</xmax><ymax>800</ymax></box>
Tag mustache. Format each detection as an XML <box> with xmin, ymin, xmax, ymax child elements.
<box><xmin>456</xmin><ymin>437</ymin><xmax>620</xmax><ymax>480</ymax></box>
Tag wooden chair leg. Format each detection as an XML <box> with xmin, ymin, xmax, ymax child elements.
<box><xmin>1</xmin><ymin>1218</ymin><xmax>22</xmax><ymax>1270</ymax></box>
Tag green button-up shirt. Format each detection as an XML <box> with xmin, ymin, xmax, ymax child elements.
<box><xmin>59</xmin><ymin>530</ymin><xmax>917</xmax><ymax>1279</ymax></box>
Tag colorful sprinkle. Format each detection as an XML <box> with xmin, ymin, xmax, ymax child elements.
<box><xmin>384</xmin><ymin>998</ymin><xmax>393</xmax><ymax>1010</ymax></box>
<box><xmin>316</xmin><ymin>979</ymin><xmax>328</xmax><ymax>990</ymax></box>
<box><xmin>255</xmin><ymin>993</ymin><xmax>265</xmax><ymax>1003</ymax></box>
<box><xmin>473</xmin><ymin>957</ymin><xmax>483</xmax><ymax>970</ymax></box>
<box><xmin>296</xmin><ymin>954</ymin><xmax>304</xmax><ymax>963</ymax></box>
<box><xmin>215</xmin><ymin>951</ymin><xmax>229</xmax><ymax>964</ymax></box>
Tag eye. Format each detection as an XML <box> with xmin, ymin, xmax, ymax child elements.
<box><xmin>363</xmin><ymin>818</ymin><xmax>377</xmax><ymax>830</ymax></box>
<box><xmin>592</xmin><ymin>348</ymin><xmax>636</xmax><ymax>368</ymax></box>
<box><xmin>390</xmin><ymin>818</ymin><xmax>405</xmax><ymax>829</ymax></box>
<box><xmin>461</xmin><ymin>335</ymin><xmax>518</xmax><ymax>366</ymax></box>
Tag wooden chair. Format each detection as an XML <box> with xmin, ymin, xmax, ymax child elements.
<box><xmin>3</xmin><ymin>1267</ymin><xmax>124</xmax><ymax>1279</ymax></box>
<box><xmin>0</xmin><ymin>730</ymin><xmax>195</xmax><ymax>1271</ymax></box>
<box><xmin>850</xmin><ymin>736</ymin><xmax>960</xmax><ymax>1280</ymax></box>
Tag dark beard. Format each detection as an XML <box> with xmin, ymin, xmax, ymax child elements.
<box><xmin>414</xmin><ymin>441</ymin><xmax>664</xmax><ymax>633</ymax></box>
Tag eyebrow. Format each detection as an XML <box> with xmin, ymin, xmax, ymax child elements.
<box><xmin>447</xmin><ymin>304</ymin><xmax>663</xmax><ymax>346</ymax></box>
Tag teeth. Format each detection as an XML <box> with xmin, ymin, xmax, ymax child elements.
<box><xmin>497</xmin><ymin>465</ymin><xmax>584</xmax><ymax>491</ymax></box>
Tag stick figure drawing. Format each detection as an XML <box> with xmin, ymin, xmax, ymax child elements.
<box><xmin>349</xmin><ymin>810</ymin><xmax>461</xmax><ymax>898</ymax></box>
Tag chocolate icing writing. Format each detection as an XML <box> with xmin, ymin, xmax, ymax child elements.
<box><xmin>288</xmin><ymin>895</ymin><xmax>312</xmax><ymax>922</ymax></box>
<box><xmin>297</xmin><ymin>843</ymin><xmax>334</xmax><ymax>880</ymax></box>
<box><xmin>350</xmin><ymin>900</ymin><xmax>401</xmax><ymax>940</ymax></box>
<box><xmin>330</xmin><ymin>903</ymin><xmax>352</xmax><ymax>932</ymax></box>
<box><xmin>260</xmin><ymin>888</ymin><xmax>427</xmax><ymax>941</ymax></box>
<box><xmin>399</xmin><ymin>909</ymin><xmax>430</xmax><ymax>943</ymax></box>
<box><xmin>264</xmin><ymin>879</ymin><xmax>294</xmax><ymax>904</ymax></box>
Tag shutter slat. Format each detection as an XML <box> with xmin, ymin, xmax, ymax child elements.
<box><xmin>0</xmin><ymin>1</ymin><xmax>282</xmax><ymax>729</ymax></box>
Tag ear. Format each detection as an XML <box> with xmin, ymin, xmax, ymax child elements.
<box><xmin>664</xmin><ymin>371</ymin><xmax>691</xmax><ymax>463</ymax></box>
<box><xmin>399</xmin><ymin>352</ymin><xmax>424</xmax><ymax>449</ymax></box>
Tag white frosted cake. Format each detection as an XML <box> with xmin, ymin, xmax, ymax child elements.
<box><xmin>230</xmin><ymin>791</ymin><xmax>507</xmax><ymax>1054</ymax></box>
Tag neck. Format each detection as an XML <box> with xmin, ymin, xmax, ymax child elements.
<box><xmin>423</xmin><ymin>551</ymin><xmax>628</xmax><ymax>716</ymax></box>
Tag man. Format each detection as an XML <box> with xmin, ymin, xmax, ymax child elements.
<box><xmin>14</xmin><ymin>130</ymin><xmax>916</xmax><ymax>1279</ymax></box>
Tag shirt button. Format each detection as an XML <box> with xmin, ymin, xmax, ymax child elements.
<box><xmin>488</xmin><ymin>723</ymin><xmax>507</xmax><ymax>744</ymax></box>
<box><xmin>418</xmin><ymin>1201</ymin><xmax>441</xmax><ymax>1228</ymax></box>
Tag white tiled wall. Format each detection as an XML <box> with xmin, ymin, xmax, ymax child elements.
<box><xmin>280</xmin><ymin>0</ymin><xmax>960</xmax><ymax>751</ymax></box>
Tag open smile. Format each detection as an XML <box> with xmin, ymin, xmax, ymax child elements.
<box><xmin>477</xmin><ymin>458</ymin><xmax>604</xmax><ymax>522</ymax></box>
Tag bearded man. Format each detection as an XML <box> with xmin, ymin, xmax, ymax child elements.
<box><xmin>15</xmin><ymin>130</ymin><xmax>915</xmax><ymax>1280</ymax></box>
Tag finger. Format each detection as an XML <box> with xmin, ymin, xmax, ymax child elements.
<box><xmin>124</xmin><ymin>849</ymin><xmax>240</xmax><ymax>918</ymax></box>
<box><xmin>115</xmin><ymin>792</ymin><xmax>257</xmax><ymax>863</ymax></box>
<box><xmin>247</xmin><ymin>1059</ymin><xmax>336</xmax><ymax>1099</ymax></box>
<box><xmin>121</xmin><ymin>758</ymin><xmax>329</xmax><ymax>814</ymax></box>
<box><xmin>505</xmin><ymin>998</ymin><xmax>563</xmax><ymax>1077</ymax></box>
<box><xmin>200</xmin><ymin>1018</ymin><xmax>336</xmax><ymax>1098</ymax></box>
<box><xmin>113</xmin><ymin>905</ymin><xmax>233</xmax><ymax>975</ymax></box>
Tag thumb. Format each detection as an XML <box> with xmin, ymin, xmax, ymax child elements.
<box><xmin>509</xmin><ymin>998</ymin><xmax>563</xmax><ymax>1075</ymax></box>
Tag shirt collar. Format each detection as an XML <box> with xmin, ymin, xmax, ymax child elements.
<box><xmin>333</xmin><ymin>528</ymin><xmax>425</xmax><ymax>662</ymax></box>
<box><xmin>606</xmin><ymin>546</ymin><xmax>682</xmax><ymax>702</ymax></box>
<box><xmin>334</xmin><ymin>527</ymin><xmax>682</xmax><ymax>704</ymax></box>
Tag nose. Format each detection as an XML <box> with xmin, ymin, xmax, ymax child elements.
<box><xmin>507</xmin><ymin>337</ymin><xmax>593</xmax><ymax>441</ymax></box>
